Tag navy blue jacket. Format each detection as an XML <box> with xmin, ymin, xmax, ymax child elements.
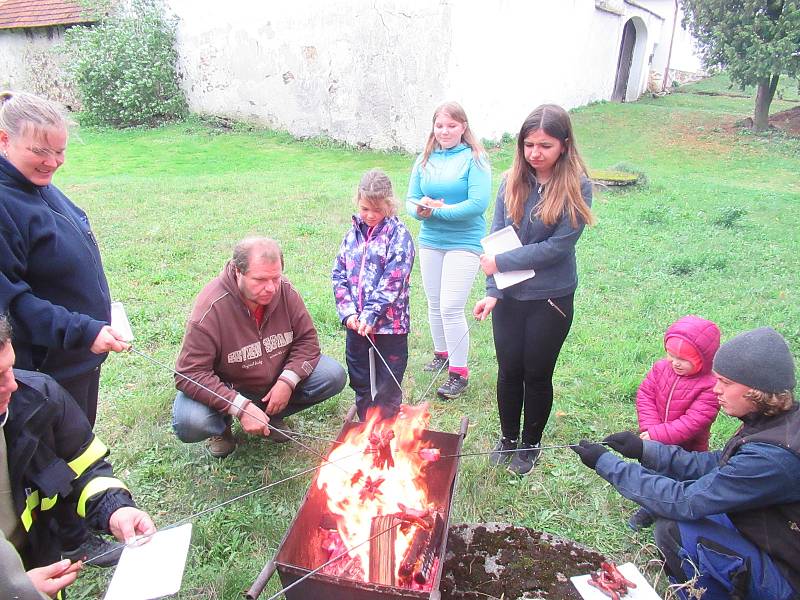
<box><xmin>596</xmin><ymin>406</ymin><xmax>800</xmax><ymax>592</ymax></box>
<box><xmin>486</xmin><ymin>175</ymin><xmax>593</xmax><ymax>301</ymax></box>
<box><xmin>0</xmin><ymin>156</ymin><xmax>111</xmax><ymax>381</ymax></box>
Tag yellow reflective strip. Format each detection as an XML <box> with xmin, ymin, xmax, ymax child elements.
<box><xmin>21</xmin><ymin>490</ymin><xmax>40</xmax><ymax>531</ymax></box>
<box><xmin>77</xmin><ymin>477</ymin><xmax>128</xmax><ymax>518</ymax></box>
<box><xmin>41</xmin><ymin>494</ymin><xmax>58</xmax><ymax>511</ymax></box>
<box><xmin>68</xmin><ymin>436</ymin><xmax>108</xmax><ymax>477</ymax></box>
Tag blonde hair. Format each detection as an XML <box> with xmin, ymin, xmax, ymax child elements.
<box><xmin>0</xmin><ymin>91</ymin><xmax>69</xmax><ymax>142</ymax></box>
<box><xmin>505</xmin><ymin>104</ymin><xmax>595</xmax><ymax>228</ymax></box>
<box><xmin>355</xmin><ymin>169</ymin><xmax>397</xmax><ymax>217</ymax></box>
<box><xmin>744</xmin><ymin>388</ymin><xmax>795</xmax><ymax>417</ymax></box>
<box><xmin>419</xmin><ymin>101</ymin><xmax>487</xmax><ymax>169</ymax></box>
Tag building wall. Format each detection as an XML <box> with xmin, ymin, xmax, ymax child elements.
<box><xmin>0</xmin><ymin>1</ymin><xmax>703</xmax><ymax>150</ymax></box>
<box><xmin>0</xmin><ymin>26</ymin><xmax>79</xmax><ymax>108</ymax></box>
<box><xmin>165</xmin><ymin>0</ymin><xmax>686</xmax><ymax>150</ymax></box>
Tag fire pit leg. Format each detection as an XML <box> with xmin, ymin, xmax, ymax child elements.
<box><xmin>245</xmin><ymin>559</ymin><xmax>276</xmax><ymax>599</ymax></box>
<box><xmin>344</xmin><ymin>404</ymin><xmax>358</xmax><ymax>424</ymax></box>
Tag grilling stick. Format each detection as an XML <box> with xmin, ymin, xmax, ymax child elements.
<box><xmin>128</xmin><ymin>346</ymin><xmax>347</xmax><ymax>470</ymax></box>
<box><xmin>434</xmin><ymin>443</ymin><xmax>611</xmax><ymax>459</ymax></box>
<box><xmin>83</xmin><ymin>445</ymin><xmax>368</xmax><ymax>567</ymax></box>
<box><xmin>263</xmin><ymin>521</ymin><xmax>401</xmax><ymax>600</ymax></box>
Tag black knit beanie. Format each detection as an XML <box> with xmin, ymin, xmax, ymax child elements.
<box><xmin>712</xmin><ymin>327</ymin><xmax>796</xmax><ymax>393</ymax></box>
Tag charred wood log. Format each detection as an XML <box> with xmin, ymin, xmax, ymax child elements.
<box><xmin>369</xmin><ymin>515</ymin><xmax>401</xmax><ymax>586</ymax></box>
<box><xmin>413</xmin><ymin>512</ymin><xmax>444</xmax><ymax>585</ymax></box>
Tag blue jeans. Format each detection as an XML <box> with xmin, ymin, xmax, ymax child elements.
<box><xmin>172</xmin><ymin>355</ymin><xmax>346</xmax><ymax>442</ymax></box>
<box><xmin>654</xmin><ymin>514</ymin><xmax>796</xmax><ymax>600</ymax></box>
<box><xmin>345</xmin><ymin>331</ymin><xmax>408</xmax><ymax>421</ymax></box>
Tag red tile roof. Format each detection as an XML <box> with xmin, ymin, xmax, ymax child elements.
<box><xmin>0</xmin><ymin>0</ymin><xmax>97</xmax><ymax>30</ymax></box>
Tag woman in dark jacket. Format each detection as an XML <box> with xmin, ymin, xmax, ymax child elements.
<box><xmin>473</xmin><ymin>104</ymin><xmax>595</xmax><ymax>476</ymax></box>
<box><xmin>0</xmin><ymin>91</ymin><xmax>129</xmax><ymax>564</ymax></box>
<box><xmin>0</xmin><ymin>91</ymin><xmax>128</xmax><ymax>425</ymax></box>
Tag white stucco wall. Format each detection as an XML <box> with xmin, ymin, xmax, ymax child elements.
<box><xmin>0</xmin><ymin>0</ymin><xmax>703</xmax><ymax>150</ymax></box>
<box><xmin>165</xmin><ymin>0</ymin><xmax>694</xmax><ymax>149</ymax></box>
<box><xmin>0</xmin><ymin>26</ymin><xmax>78</xmax><ymax>108</ymax></box>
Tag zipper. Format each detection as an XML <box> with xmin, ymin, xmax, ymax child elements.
<box><xmin>664</xmin><ymin>378</ymin><xmax>678</xmax><ymax>423</ymax></box>
<box><xmin>547</xmin><ymin>298</ymin><xmax>566</xmax><ymax>318</ymax></box>
<box><xmin>356</xmin><ymin>225</ymin><xmax>374</xmax><ymax>313</ymax></box>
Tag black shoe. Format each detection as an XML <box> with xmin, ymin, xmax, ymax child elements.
<box><xmin>267</xmin><ymin>417</ymin><xmax>291</xmax><ymax>443</ymax></box>
<box><xmin>62</xmin><ymin>533</ymin><xmax>123</xmax><ymax>568</ymax></box>
<box><xmin>489</xmin><ymin>437</ymin><xmax>518</xmax><ymax>466</ymax></box>
<box><xmin>628</xmin><ymin>507</ymin><xmax>655</xmax><ymax>531</ymax></box>
<box><xmin>507</xmin><ymin>442</ymin><xmax>542</xmax><ymax>476</ymax></box>
<box><xmin>437</xmin><ymin>374</ymin><xmax>468</xmax><ymax>399</ymax></box>
<box><xmin>423</xmin><ymin>355</ymin><xmax>449</xmax><ymax>373</ymax></box>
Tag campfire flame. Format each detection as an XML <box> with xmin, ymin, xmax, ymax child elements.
<box><xmin>316</xmin><ymin>403</ymin><xmax>437</xmax><ymax>583</ymax></box>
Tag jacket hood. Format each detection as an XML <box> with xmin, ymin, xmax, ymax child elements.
<box><xmin>663</xmin><ymin>315</ymin><xmax>721</xmax><ymax>376</ymax></box>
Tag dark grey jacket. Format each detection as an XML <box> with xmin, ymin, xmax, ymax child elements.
<box><xmin>486</xmin><ymin>175</ymin><xmax>592</xmax><ymax>300</ymax></box>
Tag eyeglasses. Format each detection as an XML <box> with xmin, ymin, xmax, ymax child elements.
<box><xmin>26</xmin><ymin>145</ymin><xmax>65</xmax><ymax>159</ymax></box>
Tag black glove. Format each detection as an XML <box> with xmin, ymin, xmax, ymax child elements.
<box><xmin>603</xmin><ymin>431</ymin><xmax>644</xmax><ymax>460</ymax></box>
<box><xmin>571</xmin><ymin>440</ymin><xmax>608</xmax><ymax>469</ymax></box>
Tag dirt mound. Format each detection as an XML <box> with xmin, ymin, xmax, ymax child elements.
<box><xmin>441</xmin><ymin>523</ymin><xmax>606</xmax><ymax>599</ymax></box>
<box><xmin>769</xmin><ymin>106</ymin><xmax>800</xmax><ymax>136</ymax></box>
<box><xmin>738</xmin><ymin>106</ymin><xmax>800</xmax><ymax>135</ymax></box>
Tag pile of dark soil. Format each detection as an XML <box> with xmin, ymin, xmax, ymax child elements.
<box><xmin>769</xmin><ymin>106</ymin><xmax>800</xmax><ymax>136</ymax></box>
<box><xmin>441</xmin><ymin>523</ymin><xmax>606</xmax><ymax>599</ymax></box>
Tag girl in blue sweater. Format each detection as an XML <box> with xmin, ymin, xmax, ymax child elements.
<box><xmin>406</xmin><ymin>102</ymin><xmax>491</xmax><ymax>399</ymax></box>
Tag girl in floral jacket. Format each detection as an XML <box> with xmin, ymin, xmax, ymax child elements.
<box><xmin>332</xmin><ymin>169</ymin><xmax>415</xmax><ymax>420</ymax></box>
<box><xmin>629</xmin><ymin>314</ymin><xmax>722</xmax><ymax>530</ymax></box>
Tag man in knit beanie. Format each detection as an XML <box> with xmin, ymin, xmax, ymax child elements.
<box><xmin>573</xmin><ymin>327</ymin><xmax>799</xmax><ymax>600</ymax></box>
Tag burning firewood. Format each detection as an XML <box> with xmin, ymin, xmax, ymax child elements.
<box><xmin>369</xmin><ymin>514</ymin><xmax>402</xmax><ymax>586</ymax></box>
<box><xmin>397</xmin><ymin>511</ymin><xmax>444</xmax><ymax>586</ymax></box>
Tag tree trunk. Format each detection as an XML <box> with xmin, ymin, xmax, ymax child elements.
<box><xmin>753</xmin><ymin>74</ymin><xmax>780</xmax><ymax>132</ymax></box>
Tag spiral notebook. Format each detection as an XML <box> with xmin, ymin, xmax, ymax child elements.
<box><xmin>480</xmin><ymin>226</ymin><xmax>535</xmax><ymax>289</ymax></box>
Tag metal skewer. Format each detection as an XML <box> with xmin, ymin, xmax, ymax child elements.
<box><xmin>83</xmin><ymin>446</ymin><xmax>368</xmax><ymax>566</ymax></box>
<box><xmin>264</xmin><ymin>521</ymin><xmax>400</xmax><ymax>600</ymax></box>
<box><xmin>128</xmin><ymin>346</ymin><xmax>346</xmax><ymax>470</ymax></box>
<box><xmin>435</xmin><ymin>442</ymin><xmax>610</xmax><ymax>459</ymax></box>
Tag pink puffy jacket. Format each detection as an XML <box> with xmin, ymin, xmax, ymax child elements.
<box><xmin>636</xmin><ymin>315</ymin><xmax>721</xmax><ymax>451</ymax></box>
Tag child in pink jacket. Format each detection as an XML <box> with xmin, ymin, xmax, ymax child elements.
<box><xmin>629</xmin><ymin>314</ymin><xmax>721</xmax><ymax>530</ymax></box>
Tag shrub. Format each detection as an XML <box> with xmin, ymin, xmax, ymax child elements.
<box><xmin>64</xmin><ymin>0</ymin><xmax>187</xmax><ymax>127</ymax></box>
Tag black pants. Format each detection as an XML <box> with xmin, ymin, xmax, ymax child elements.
<box><xmin>59</xmin><ymin>367</ymin><xmax>101</xmax><ymax>427</ymax></box>
<box><xmin>492</xmin><ymin>294</ymin><xmax>574</xmax><ymax>445</ymax></box>
<box><xmin>52</xmin><ymin>367</ymin><xmax>101</xmax><ymax>551</ymax></box>
<box><xmin>345</xmin><ymin>331</ymin><xmax>408</xmax><ymax>421</ymax></box>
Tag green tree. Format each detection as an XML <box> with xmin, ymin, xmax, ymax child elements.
<box><xmin>682</xmin><ymin>0</ymin><xmax>800</xmax><ymax>131</ymax></box>
<box><xmin>65</xmin><ymin>0</ymin><xmax>186</xmax><ymax>127</ymax></box>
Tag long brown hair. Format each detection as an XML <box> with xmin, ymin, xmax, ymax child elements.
<box><xmin>419</xmin><ymin>101</ymin><xmax>487</xmax><ymax>169</ymax></box>
<box><xmin>505</xmin><ymin>104</ymin><xmax>595</xmax><ymax>228</ymax></box>
<box><xmin>355</xmin><ymin>169</ymin><xmax>397</xmax><ymax>217</ymax></box>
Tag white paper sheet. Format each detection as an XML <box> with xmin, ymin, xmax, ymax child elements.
<box><xmin>110</xmin><ymin>301</ymin><xmax>135</xmax><ymax>342</ymax></box>
<box><xmin>571</xmin><ymin>562</ymin><xmax>662</xmax><ymax>600</ymax></box>
<box><xmin>104</xmin><ymin>524</ymin><xmax>192</xmax><ymax>600</ymax></box>
<box><xmin>480</xmin><ymin>226</ymin><xmax>535</xmax><ymax>290</ymax></box>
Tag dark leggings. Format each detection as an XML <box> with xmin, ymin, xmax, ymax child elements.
<box><xmin>58</xmin><ymin>366</ymin><xmax>101</xmax><ymax>427</ymax></box>
<box><xmin>492</xmin><ymin>294</ymin><xmax>574</xmax><ymax>445</ymax></box>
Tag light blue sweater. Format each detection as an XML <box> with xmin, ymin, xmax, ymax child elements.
<box><xmin>406</xmin><ymin>143</ymin><xmax>491</xmax><ymax>254</ymax></box>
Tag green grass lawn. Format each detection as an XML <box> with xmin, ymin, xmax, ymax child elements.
<box><xmin>61</xmin><ymin>75</ymin><xmax>799</xmax><ymax>598</ymax></box>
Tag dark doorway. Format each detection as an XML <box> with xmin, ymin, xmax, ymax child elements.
<box><xmin>612</xmin><ymin>19</ymin><xmax>636</xmax><ymax>102</ymax></box>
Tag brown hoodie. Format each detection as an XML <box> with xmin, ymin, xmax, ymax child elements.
<box><xmin>175</xmin><ymin>261</ymin><xmax>321</xmax><ymax>412</ymax></box>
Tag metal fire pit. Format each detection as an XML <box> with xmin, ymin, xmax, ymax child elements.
<box><xmin>247</xmin><ymin>413</ymin><xmax>469</xmax><ymax>600</ymax></box>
